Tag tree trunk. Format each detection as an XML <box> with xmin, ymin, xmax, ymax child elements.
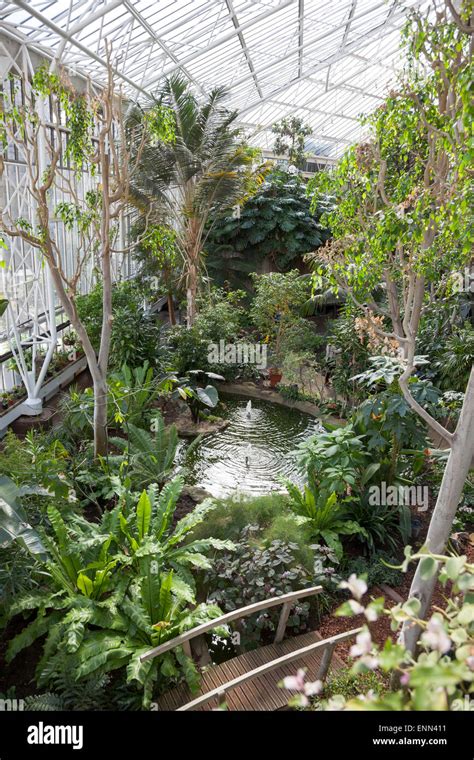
<box><xmin>167</xmin><ymin>292</ymin><xmax>176</xmax><ymax>326</ymax></box>
<box><xmin>92</xmin><ymin>374</ymin><xmax>109</xmax><ymax>458</ymax></box>
<box><xmin>400</xmin><ymin>365</ymin><xmax>474</xmax><ymax>655</ymax></box>
<box><xmin>186</xmin><ymin>262</ymin><xmax>198</xmax><ymax>328</ymax></box>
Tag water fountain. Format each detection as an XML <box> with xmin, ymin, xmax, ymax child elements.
<box><xmin>245</xmin><ymin>442</ymin><xmax>252</xmax><ymax>467</ymax></box>
<box><xmin>245</xmin><ymin>400</ymin><xmax>252</xmax><ymax>418</ymax></box>
<box><xmin>178</xmin><ymin>395</ymin><xmax>323</xmax><ymax>497</ymax></box>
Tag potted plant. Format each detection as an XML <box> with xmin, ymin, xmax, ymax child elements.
<box><xmin>0</xmin><ymin>391</ymin><xmax>14</xmax><ymax>410</ymax></box>
<box><xmin>268</xmin><ymin>366</ymin><xmax>283</xmax><ymax>387</ymax></box>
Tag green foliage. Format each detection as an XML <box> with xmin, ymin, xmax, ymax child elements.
<box><xmin>129</xmin><ymin>75</ymin><xmax>267</xmax><ymax>318</ymax></box>
<box><xmin>271</xmin><ymin>118</ymin><xmax>312</xmax><ymax>169</ymax></box>
<box><xmin>171</xmin><ymin>370</ymin><xmax>223</xmax><ymax>423</ymax></box>
<box><xmin>435</xmin><ymin>323</ymin><xmax>474</xmax><ymax>393</ymax></box>
<box><xmin>283</xmin><ymin>484</ymin><xmax>365</xmax><ymax>561</ymax></box>
<box><xmin>250</xmin><ymin>270</ymin><xmax>310</xmax><ymax>362</ymax></box>
<box><xmin>167</xmin><ymin>288</ymin><xmax>248</xmax><ymax>377</ymax></box>
<box><xmin>60</xmin><ymin>364</ymin><xmax>171</xmax><ymax>444</ymax></box>
<box><xmin>305</xmin><ymin>1</ymin><xmax>473</xmax><ymax>412</ymax></box>
<box><xmin>0</xmin><ymin>430</ymin><xmax>70</xmax><ymax>497</ymax></box>
<box><xmin>0</xmin><ymin>477</ymin><xmax>47</xmax><ymax>558</ymax></box>
<box><xmin>189</xmin><ymin>491</ymin><xmax>313</xmax><ymax>569</ymax></box>
<box><xmin>132</xmin><ymin>222</ymin><xmax>180</xmax><ymax>304</ymax></box>
<box><xmin>296</xmin><ymin>424</ymin><xmax>369</xmax><ymax>495</ymax></box>
<box><xmin>347</xmin><ymin>497</ymin><xmax>410</xmax><ymax>557</ymax></box>
<box><xmin>322</xmin><ymin>667</ymin><xmax>385</xmax><ymax>701</ymax></box>
<box><xmin>343</xmin><ymin>553</ymin><xmax>404</xmax><ymax>589</ymax></box>
<box><xmin>206</xmin><ymin>170</ymin><xmax>330</xmax><ymax>285</ymax></box>
<box><xmin>108</xmin><ymin>362</ymin><xmax>163</xmax><ymax>428</ymax></box>
<box><xmin>76</xmin><ymin>281</ymin><xmax>163</xmax><ymax>370</ymax></box>
<box><xmin>110</xmin><ymin>414</ymin><xmax>178</xmax><ymax>489</ymax></box>
<box><xmin>351</xmin><ymin>356</ymin><xmax>436</xmax><ymax>454</ymax></box>
<box><xmin>326</xmin><ymin>547</ymin><xmax>474</xmax><ymax>711</ymax></box>
<box><xmin>206</xmin><ymin>525</ymin><xmax>313</xmax><ymax>648</ymax></box>
<box><xmin>24</xmin><ymin>670</ymin><xmax>111</xmax><ymax>711</ymax></box>
<box><xmin>324</xmin><ymin>309</ymin><xmax>371</xmax><ymax>402</ymax></box>
<box><xmin>31</xmin><ymin>67</ymin><xmax>93</xmax><ymax>171</ymax></box>
<box><xmin>5</xmin><ymin>479</ymin><xmax>232</xmax><ymax>708</ymax></box>
<box><xmin>294</xmin><ymin>422</ymin><xmax>415</xmax><ymax>555</ymax></box>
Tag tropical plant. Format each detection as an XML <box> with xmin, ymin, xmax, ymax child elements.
<box><xmin>110</xmin><ymin>415</ymin><xmax>178</xmax><ymax>489</ymax></box>
<box><xmin>205</xmin><ymin>525</ymin><xmax>313</xmax><ymax>648</ymax></box>
<box><xmin>108</xmin><ymin>362</ymin><xmax>162</xmax><ymax>429</ymax></box>
<box><xmin>271</xmin><ymin>117</ymin><xmax>312</xmax><ymax>169</ymax></box>
<box><xmin>293</xmin><ymin>423</ymin><xmax>413</xmax><ymax>555</ymax></box>
<box><xmin>133</xmin><ymin>222</ymin><xmax>180</xmax><ymax>325</ymax></box>
<box><xmin>296</xmin><ymin>424</ymin><xmax>370</xmax><ymax>494</ymax></box>
<box><xmin>173</xmin><ymin>370</ymin><xmax>224</xmax><ymax>423</ymax></box>
<box><xmin>306</xmin><ymin>1</ymin><xmax>474</xmax><ymax>652</ymax></box>
<box><xmin>0</xmin><ymin>430</ymin><xmax>70</xmax><ymax>497</ymax></box>
<box><xmin>206</xmin><ymin>170</ymin><xmax>330</xmax><ymax>285</ymax></box>
<box><xmin>76</xmin><ymin>281</ymin><xmax>163</xmax><ymax>371</ymax></box>
<box><xmin>6</xmin><ymin>479</ymin><xmax>233</xmax><ymax>708</ymax></box>
<box><xmin>347</xmin><ymin>496</ymin><xmax>410</xmax><ymax>556</ymax></box>
<box><xmin>435</xmin><ymin>324</ymin><xmax>474</xmax><ymax>393</ymax></box>
<box><xmin>250</xmin><ymin>270</ymin><xmax>310</xmax><ymax>363</ymax></box>
<box><xmin>129</xmin><ymin>75</ymin><xmax>266</xmax><ymax>325</ymax></box>
<box><xmin>0</xmin><ymin>477</ymin><xmax>47</xmax><ymax>558</ymax></box>
<box><xmin>283</xmin><ymin>485</ymin><xmax>365</xmax><ymax>560</ymax></box>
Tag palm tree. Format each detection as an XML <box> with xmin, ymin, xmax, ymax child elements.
<box><xmin>130</xmin><ymin>75</ymin><xmax>265</xmax><ymax>326</ymax></box>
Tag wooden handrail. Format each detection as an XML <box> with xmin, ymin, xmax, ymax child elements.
<box><xmin>140</xmin><ymin>585</ymin><xmax>323</xmax><ymax>663</ymax></box>
<box><xmin>178</xmin><ymin>627</ymin><xmax>363</xmax><ymax>711</ymax></box>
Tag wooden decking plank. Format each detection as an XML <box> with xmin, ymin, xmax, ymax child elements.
<box><xmin>154</xmin><ymin>629</ymin><xmax>348</xmax><ymax>711</ymax></box>
<box><xmin>216</xmin><ymin>656</ymin><xmax>257</xmax><ymax>711</ymax></box>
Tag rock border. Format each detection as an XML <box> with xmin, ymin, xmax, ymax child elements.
<box><xmin>216</xmin><ymin>381</ymin><xmax>343</xmax><ymax>426</ymax></box>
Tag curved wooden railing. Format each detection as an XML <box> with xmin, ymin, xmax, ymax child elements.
<box><xmin>178</xmin><ymin>627</ymin><xmax>362</xmax><ymax>711</ymax></box>
<box><xmin>140</xmin><ymin>585</ymin><xmax>324</xmax><ymax>663</ymax></box>
<box><xmin>140</xmin><ymin>586</ymin><xmax>362</xmax><ymax>712</ymax></box>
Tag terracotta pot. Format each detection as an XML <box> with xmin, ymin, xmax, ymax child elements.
<box><xmin>268</xmin><ymin>368</ymin><xmax>282</xmax><ymax>388</ymax></box>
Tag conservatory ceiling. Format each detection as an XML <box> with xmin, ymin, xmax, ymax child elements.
<box><xmin>0</xmin><ymin>0</ymin><xmax>433</xmax><ymax>158</ymax></box>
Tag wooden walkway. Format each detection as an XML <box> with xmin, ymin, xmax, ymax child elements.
<box><xmin>155</xmin><ymin>630</ymin><xmax>346</xmax><ymax>711</ymax></box>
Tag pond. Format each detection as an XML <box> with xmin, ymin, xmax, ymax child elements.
<box><xmin>177</xmin><ymin>394</ymin><xmax>322</xmax><ymax>498</ymax></box>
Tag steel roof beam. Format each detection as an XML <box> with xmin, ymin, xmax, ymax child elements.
<box><xmin>298</xmin><ymin>0</ymin><xmax>304</xmax><ymax>78</ymax></box>
<box><xmin>122</xmin><ymin>0</ymin><xmax>206</xmax><ymax>95</ymax></box>
<box><xmin>217</xmin><ymin>0</ymin><xmax>405</xmax><ymax>95</ymax></box>
<box><xmin>267</xmin><ymin>99</ymin><xmax>359</xmax><ymax>122</ymax></box>
<box><xmin>235</xmin><ymin>4</ymin><xmax>411</xmax><ymax>119</ymax></box>
<box><xmin>224</xmin><ymin>0</ymin><xmax>263</xmax><ymax>98</ymax></box>
<box><xmin>325</xmin><ymin>0</ymin><xmax>357</xmax><ymax>91</ymax></box>
<box><xmin>10</xmin><ymin>0</ymin><xmax>149</xmax><ymax>94</ymax></box>
<box><xmin>142</xmin><ymin>0</ymin><xmax>296</xmax><ymax>88</ymax></box>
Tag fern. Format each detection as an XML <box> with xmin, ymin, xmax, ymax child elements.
<box><xmin>110</xmin><ymin>416</ymin><xmax>178</xmax><ymax>487</ymax></box>
<box><xmin>24</xmin><ymin>693</ymin><xmax>65</xmax><ymax>711</ymax></box>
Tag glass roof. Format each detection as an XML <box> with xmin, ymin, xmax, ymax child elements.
<box><xmin>0</xmin><ymin>0</ymin><xmax>433</xmax><ymax>158</ymax></box>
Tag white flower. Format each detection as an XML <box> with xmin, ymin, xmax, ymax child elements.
<box><xmin>350</xmin><ymin>628</ymin><xmax>372</xmax><ymax>658</ymax></box>
<box><xmin>421</xmin><ymin>615</ymin><xmax>452</xmax><ymax>654</ymax></box>
<box><xmin>364</xmin><ymin>605</ymin><xmax>379</xmax><ymax>622</ymax></box>
<box><xmin>282</xmin><ymin>669</ymin><xmax>306</xmax><ymax>691</ymax></box>
<box><xmin>325</xmin><ymin>695</ymin><xmax>346</xmax><ymax>711</ymax></box>
<box><xmin>358</xmin><ymin>655</ymin><xmax>379</xmax><ymax>670</ymax></box>
<box><xmin>339</xmin><ymin>573</ymin><xmax>367</xmax><ymax>601</ymax></box>
<box><xmin>304</xmin><ymin>679</ymin><xmax>323</xmax><ymax>697</ymax></box>
<box><xmin>348</xmin><ymin>599</ymin><xmax>365</xmax><ymax>615</ymax></box>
